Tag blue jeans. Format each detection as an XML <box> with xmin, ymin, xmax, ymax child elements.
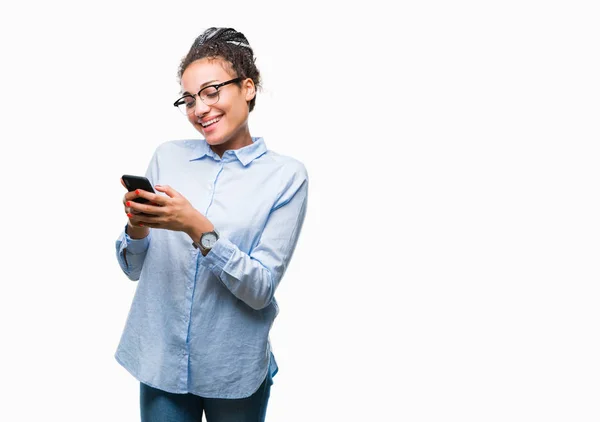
<box><xmin>140</xmin><ymin>374</ymin><xmax>272</xmax><ymax>422</ymax></box>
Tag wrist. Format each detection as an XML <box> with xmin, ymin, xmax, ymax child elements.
<box><xmin>126</xmin><ymin>222</ymin><xmax>150</xmax><ymax>239</ymax></box>
<box><xmin>193</xmin><ymin>229</ymin><xmax>220</xmax><ymax>256</ymax></box>
<box><xmin>186</xmin><ymin>210</ymin><xmax>214</xmax><ymax>243</ymax></box>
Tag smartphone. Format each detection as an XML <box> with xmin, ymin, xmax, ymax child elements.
<box><xmin>121</xmin><ymin>174</ymin><xmax>155</xmax><ymax>204</ymax></box>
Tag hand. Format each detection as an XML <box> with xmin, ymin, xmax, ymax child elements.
<box><xmin>120</xmin><ymin>178</ymin><xmax>155</xmax><ymax>229</ymax></box>
<box><xmin>126</xmin><ymin>184</ymin><xmax>214</xmax><ymax>235</ymax></box>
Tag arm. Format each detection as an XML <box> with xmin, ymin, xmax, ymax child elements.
<box><xmin>114</xmin><ymin>148</ymin><xmax>160</xmax><ymax>281</ymax></box>
<box><xmin>200</xmin><ymin>170</ymin><xmax>308</xmax><ymax>310</ymax></box>
<box><xmin>115</xmin><ymin>226</ymin><xmax>151</xmax><ymax>281</ymax></box>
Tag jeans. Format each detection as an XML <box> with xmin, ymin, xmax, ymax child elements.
<box><xmin>140</xmin><ymin>374</ymin><xmax>272</xmax><ymax>422</ymax></box>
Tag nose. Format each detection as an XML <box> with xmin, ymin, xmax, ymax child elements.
<box><xmin>193</xmin><ymin>97</ymin><xmax>211</xmax><ymax>116</ymax></box>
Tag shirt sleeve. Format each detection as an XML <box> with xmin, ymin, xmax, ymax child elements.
<box><xmin>200</xmin><ymin>166</ymin><xmax>308</xmax><ymax>310</ymax></box>
<box><xmin>114</xmin><ymin>146</ymin><xmax>160</xmax><ymax>281</ymax></box>
<box><xmin>115</xmin><ymin>226</ymin><xmax>152</xmax><ymax>281</ymax></box>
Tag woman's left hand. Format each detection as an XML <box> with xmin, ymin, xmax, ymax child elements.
<box><xmin>126</xmin><ymin>185</ymin><xmax>213</xmax><ymax>235</ymax></box>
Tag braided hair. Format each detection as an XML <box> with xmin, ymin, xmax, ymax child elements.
<box><xmin>178</xmin><ymin>28</ymin><xmax>261</xmax><ymax>112</ymax></box>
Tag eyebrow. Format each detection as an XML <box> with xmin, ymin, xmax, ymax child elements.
<box><xmin>181</xmin><ymin>79</ymin><xmax>219</xmax><ymax>95</ymax></box>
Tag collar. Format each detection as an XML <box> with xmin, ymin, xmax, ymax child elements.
<box><xmin>189</xmin><ymin>137</ymin><xmax>267</xmax><ymax>166</ymax></box>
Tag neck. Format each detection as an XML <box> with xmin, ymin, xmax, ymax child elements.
<box><xmin>210</xmin><ymin>126</ymin><xmax>253</xmax><ymax>157</ymax></box>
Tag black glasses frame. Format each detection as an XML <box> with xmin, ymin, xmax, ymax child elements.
<box><xmin>173</xmin><ymin>77</ymin><xmax>243</xmax><ymax>112</ymax></box>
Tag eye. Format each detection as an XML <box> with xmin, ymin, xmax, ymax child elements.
<box><xmin>201</xmin><ymin>86</ymin><xmax>219</xmax><ymax>100</ymax></box>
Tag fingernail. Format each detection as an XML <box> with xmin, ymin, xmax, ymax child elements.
<box><xmin>127</xmin><ymin>213</ymin><xmax>132</xmax><ymax>218</ymax></box>
<box><xmin>126</xmin><ymin>201</ymin><xmax>131</xmax><ymax>207</ymax></box>
<box><xmin>139</xmin><ymin>223</ymin><xmax>144</xmax><ymax>227</ymax></box>
<box><xmin>135</xmin><ymin>189</ymin><xmax>140</xmax><ymax>195</ymax></box>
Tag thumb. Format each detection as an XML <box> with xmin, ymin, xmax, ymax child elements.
<box><xmin>155</xmin><ymin>184</ymin><xmax>180</xmax><ymax>198</ymax></box>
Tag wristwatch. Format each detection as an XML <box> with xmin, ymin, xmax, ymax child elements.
<box><xmin>192</xmin><ymin>229</ymin><xmax>219</xmax><ymax>256</ymax></box>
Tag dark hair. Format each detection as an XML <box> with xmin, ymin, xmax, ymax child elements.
<box><xmin>178</xmin><ymin>27</ymin><xmax>261</xmax><ymax>112</ymax></box>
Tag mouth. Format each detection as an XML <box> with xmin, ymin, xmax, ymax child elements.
<box><xmin>199</xmin><ymin>115</ymin><xmax>222</xmax><ymax>130</ymax></box>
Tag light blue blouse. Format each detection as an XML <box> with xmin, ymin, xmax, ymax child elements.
<box><xmin>114</xmin><ymin>137</ymin><xmax>308</xmax><ymax>399</ymax></box>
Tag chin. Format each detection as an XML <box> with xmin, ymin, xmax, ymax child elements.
<box><xmin>203</xmin><ymin>133</ymin><xmax>228</xmax><ymax>146</ymax></box>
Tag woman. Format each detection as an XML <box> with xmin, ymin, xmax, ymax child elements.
<box><xmin>115</xmin><ymin>27</ymin><xmax>308</xmax><ymax>421</ymax></box>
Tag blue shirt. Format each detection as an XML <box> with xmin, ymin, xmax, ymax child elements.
<box><xmin>114</xmin><ymin>137</ymin><xmax>308</xmax><ymax>399</ymax></box>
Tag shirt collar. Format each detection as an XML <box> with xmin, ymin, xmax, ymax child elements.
<box><xmin>190</xmin><ymin>137</ymin><xmax>267</xmax><ymax>166</ymax></box>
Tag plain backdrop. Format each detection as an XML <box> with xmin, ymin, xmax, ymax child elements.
<box><xmin>0</xmin><ymin>1</ymin><xmax>599</xmax><ymax>421</ymax></box>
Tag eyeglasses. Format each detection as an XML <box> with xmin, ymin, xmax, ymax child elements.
<box><xmin>173</xmin><ymin>77</ymin><xmax>243</xmax><ymax>115</ymax></box>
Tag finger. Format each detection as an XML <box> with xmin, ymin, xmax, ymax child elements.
<box><xmin>127</xmin><ymin>212</ymin><xmax>156</xmax><ymax>227</ymax></box>
<box><xmin>123</xmin><ymin>190</ymin><xmax>141</xmax><ymax>204</ymax></box>
<box><xmin>138</xmin><ymin>222</ymin><xmax>160</xmax><ymax>229</ymax></box>
<box><xmin>127</xmin><ymin>202</ymin><xmax>158</xmax><ymax>210</ymax></box>
<box><xmin>127</xmin><ymin>199</ymin><xmax>166</xmax><ymax>216</ymax></box>
<box><xmin>127</xmin><ymin>221</ymin><xmax>145</xmax><ymax>229</ymax></box>
<box><xmin>126</xmin><ymin>214</ymin><xmax>143</xmax><ymax>227</ymax></box>
<box><xmin>134</xmin><ymin>189</ymin><xmax>169</xmax><ymax>206</ymax></box>
<box><xmin>130</xmin><ymin>213</ymin><xmax>163</xmax><ymax>225</ymax></box>
<box><xmin>154</xmin><ymin>185</ymin><xmax>181</xmax><ymax>199</ymax></box>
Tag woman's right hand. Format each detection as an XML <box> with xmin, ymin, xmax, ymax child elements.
<box><xmin>121</xmin><ymin>178</ymin><xmax>151</xmax><ymax>239</ymax></box>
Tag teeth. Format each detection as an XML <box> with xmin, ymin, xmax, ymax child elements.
<box><xmin>200</xmin><ymin>117</ymin><xmax>221</xmax><ymax>127</ymax></box>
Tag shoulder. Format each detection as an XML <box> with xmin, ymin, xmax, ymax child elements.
<box><xmin>260</xmin><ymin>149</ymin><xmax>309</xmax><ymax>207</ymax></box>
<box><xmin>150</xmin><ymin>139</ymin><xmax>203</xmax><ymax>163</ymax></box>
<box><xmin>154</xmin><ymin>139</ymin><xmax>198</xmax><ymax>155</ymax></box>
<box><xmin>261</xmin><ymin>149</ymin><xmax>308</xmax><ymax>182</ymax></box>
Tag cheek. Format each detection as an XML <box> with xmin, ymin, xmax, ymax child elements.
<box><xmin>230</xmin><ymin>101</ymin><xmax>248</xmax><ymax>121</ymax></box>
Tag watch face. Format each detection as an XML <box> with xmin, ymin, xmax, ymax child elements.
<box><xmin>201</xmin><ymin>232</ymin><xmax>217</xmax><ymax>249</ymax></box>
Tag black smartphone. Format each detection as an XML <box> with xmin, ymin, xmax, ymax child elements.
<box><xmin>121</xmin><ymin>174</ymin><xmax>155</xmax><ymax>204</ymax></box>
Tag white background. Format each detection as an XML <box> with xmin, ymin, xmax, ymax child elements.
<box><xmin>0</xmin><ymin>1</ymin><xmax>599</xmax><ymax>421</ymax></box>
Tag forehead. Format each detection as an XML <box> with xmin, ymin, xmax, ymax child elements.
<box><xmin>181</xmin><ymin>57</ymin><xmax>234</xmax><ymax>91</ymax></box>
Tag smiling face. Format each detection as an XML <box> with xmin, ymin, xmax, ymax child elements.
<box><xmin>180</xmin><ymin>57</ymin><xmax>256</xmax><ymax>156</ymax></box>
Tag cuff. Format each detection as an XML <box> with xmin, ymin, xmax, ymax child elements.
<box><xmin>122</xmin><ymin>224</ymin><xmax>151</xmax><ymax>254</ymax></box>
<box><xmin>199</xmin><ymin>237</ymin><xmax>236</xmax><ymax>277</ymax></box>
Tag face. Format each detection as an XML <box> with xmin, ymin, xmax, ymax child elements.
<box><xmin>180</xmin><ymin>57</ymin><xmax>255</xmax><ymax>153</ymax></box>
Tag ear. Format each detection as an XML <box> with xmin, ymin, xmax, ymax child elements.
<box><xmin>243</xmin><ymin>78</ymin><xmax>256</xmax><ymax>102</ymax></box>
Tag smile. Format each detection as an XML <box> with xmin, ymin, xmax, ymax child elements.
<box><xmin>200</xmin><ymin>116</ymin><xmax>222</xmax><ymax>128</ymax></box>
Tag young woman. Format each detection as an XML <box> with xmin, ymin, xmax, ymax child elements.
<box><xmin>115</xmin><ymin>27</ymin><xmax>308</xmax><ymax>421</ymax></box>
